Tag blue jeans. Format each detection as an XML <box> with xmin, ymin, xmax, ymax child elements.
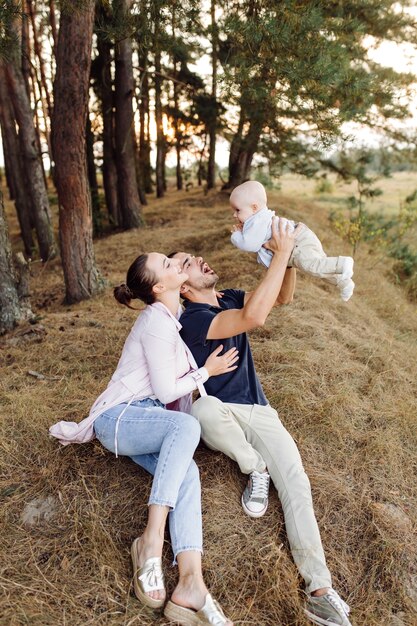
<box><xmin>94</xmin><ymin>398</ymin><xmax>203</xmax><ymax>560</ymax></box>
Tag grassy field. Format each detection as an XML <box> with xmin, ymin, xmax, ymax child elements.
<box><xmin>276</xmin><ymin>171</ymin><xmax>417</xmax><ymax>216</ymax></box>
<box><xmin>1</xmin><ymin>183</ymin><xmax>417</xmax><ymax>625</ymax></box>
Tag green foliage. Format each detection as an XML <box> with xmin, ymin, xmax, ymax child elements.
<box><xmin>217</xmin><ymin>0</ymin><xmax>415</xmax><ymax>183</ymax></box>
<box><xmin>314</xmin><ymin>174</ymin><xmax>334</xmax><ymax>195</ymax></box>
<box><xmin>324</xmin><ymin>149</ymin><xmax>389</xmax><ymax>254</ymax></box>
<box><xmin>327</xmin><ymin>149</ymin><xmax>417</xmax><ymax>299</ymax></box>
<box><xmin>253</xmin><ymin>166</ymin><xmax>280</xmax><ymax>190</ymax></box>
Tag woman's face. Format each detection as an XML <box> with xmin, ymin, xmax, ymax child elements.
<box><xmin>146</xmin><ymin>252</ymin><xmax>189</xmax><ymax>293</ymax></box>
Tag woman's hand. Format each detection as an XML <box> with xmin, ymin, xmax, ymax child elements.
<box><xmin>204</xmin><ymin>344</ymin><xmax>239</xmax><ymax>377</ymax></box>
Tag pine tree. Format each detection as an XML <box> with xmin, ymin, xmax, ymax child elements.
<box><xmin>0</xmin><ymin>1</ymin><xmax>33</xmax><ymax>332</ymax></box>
<box><xmin>51</xmin><ymin>0</ymin><xmax>104</xmax><ymax>303</ymax></box>
<box><xmin>220</xmin><ymin>0</ymin><xmax>415</xmax><ymax>188</ymax></box>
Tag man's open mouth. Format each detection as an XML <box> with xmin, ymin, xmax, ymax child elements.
<box><xmin>202</xmin><ymin>262</ymin><xmax>213</xmax><ymax>274</ymax></box>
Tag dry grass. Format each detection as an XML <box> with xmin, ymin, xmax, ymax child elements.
<box><xmin>278</xmin><ymin>171</ymin><xmax>417</xmax><ymax>216</ymax></box>
<box><xmin>1</xmin><ymin>185</ymin><xmax>417</xmax><ymax>626</ymax></box>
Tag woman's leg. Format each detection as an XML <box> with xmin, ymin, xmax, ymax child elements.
<box><xmin>94</xmin><ymin>403</ymin><xmax>201</xmax><ymax>602</ymax></box>
<box><xmin>167</xmin><ymin>551</ymin><xmax>233</xmax><ymax>625</ymax></box>
<box><xmin>94</xmin><ymin>402</ymin><xmax>201</xmax><ymax>508</ymax></box>
<box><xmin>134</xmin><ymin>454</ymin><xmax>232</xmax><ymax>623</ymax></box>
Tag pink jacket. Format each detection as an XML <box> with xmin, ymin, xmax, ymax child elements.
<box><xmin>49</xmin><ymin>302</ymin><xmax>207</xmax><ymax>451</ymax></box>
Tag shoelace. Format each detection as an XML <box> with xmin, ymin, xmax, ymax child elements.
<box><xmin>327</xmin><ymin>589</ymin><xmax>350</xmax><ymax>616</ymax></box>
<box><xmin>250</xmin><ymin>472</ymin><xmax>270</xmax><ymax>499</ymax></box>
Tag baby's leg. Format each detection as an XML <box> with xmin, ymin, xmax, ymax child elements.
<box><xmin>292</xmin><ymin>229</ymin><xmax>354</xmax><ymax>300</ymax></box>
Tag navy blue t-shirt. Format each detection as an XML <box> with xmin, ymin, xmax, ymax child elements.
<box><xmin>179</xmin><ymin>289</ymin><xmax>268</xmax><ymax>406</ymax></box>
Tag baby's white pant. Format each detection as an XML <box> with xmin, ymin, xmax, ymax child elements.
<box><xmin>289</xmin><ymin>227</ymin><xmax>348</xmax><ymax>286</ymax></box>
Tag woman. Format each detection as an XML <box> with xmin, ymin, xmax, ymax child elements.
<box><xmin>50</xmin><ymin>252</ymin><xmax>237</xmax><ymax>626</ymax></box>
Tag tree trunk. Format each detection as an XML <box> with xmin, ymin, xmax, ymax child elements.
<box><xmin>114</xmin><ymin>0</ymin><xmax>143</xmax><ymax>228</ymax></box>
<box><xmin>207</xmin><ymin>0</ymin><xmax>217</xmax><ymax>190</ymax></box>
<box><xmin>21</xmin><ymin>2</ymin><xmax>48</xmax><ymax>189</ymax></box>
<box><xmin>138</xmin><ymin>57</ymin><xmax>151</xmax><ymax>198</ymax></box>
<box><xmin>27</xmin><ymin>0</ymin><xmax>54</xmax><ymax>164</ymax></box>
<box><xmin>4</xmin><ymin>56</ymin><xmax>56</xmax><ymax>260</ymax></box>
<box><xmin>96</xmin><ymin>32</ymin><xmax>120</xmax><ymax>226</ymax></box>
<box><xmin>48</xmin><ymin>0</ymin><xmax>58</xmax><ymax>57</ymax></box>
<box><xmin>171</xmin><ymin>10</ymin><xmax>182</xmax><ymax>191</ymax></box>
<box><xmin>21</xmin><ymin>3</ymin><xmax>31</xmax><ymax>97</ymax></box>
<box><xmin>197</xmin><ymin>134</ymin><xmax>207</xmax><ymax>187</ymax></box>
<box><xmin>173</xmin><ymin>72</ymin><xmax>182</xmax><ymax>191</ymax></box>
<box><xmin>154</xmin><ymin>43</ymin><xmax>164</xmax><ymax>197</ymax></box>
<box><xmin>227</xmin><ymin>121</ymin><xmax>263</xmax><ymax>188</ymax></box>
<box><xmin>86</xmin><ymin>113</ymin><xmax>101</xmax><ymax>235</ymax></box>
<box><xmin>0</xmin><ymin>192</ymin><xmax>32</xmax><ymax>334</ymax></box>
<box><xmin>140</xmin><ymin>63</ymin><xmax>153</xmax><ymax>194</ymax></box>
<box><xmin>51</xmin><ymin>0</ymin><xmax>104</xmax><ymax>304</ymax></box>
<box><xmin>0</xmin><ymin>67</ymin><xmax>34</xmax><ymax>257</ymax></box>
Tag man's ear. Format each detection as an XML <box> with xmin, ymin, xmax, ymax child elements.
<box><xmin>180</xmin><ymin>284</ymin><xmax>190</xmax><ymax>295</ymax></box>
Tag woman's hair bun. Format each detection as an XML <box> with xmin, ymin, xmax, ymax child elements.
<box><xmin>114</xmin><ymin>283</ymin><xmax>134</xmax><ymax>306</ymax></box>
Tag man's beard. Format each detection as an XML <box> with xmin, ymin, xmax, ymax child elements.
<box><xmin>191</xmin><ymin>271</ymin><xmax>219</xmax><ymax>290</ymax></box>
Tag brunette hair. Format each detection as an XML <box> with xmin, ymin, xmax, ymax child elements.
<box><xmin>114</xmin><ymin>254</ymin><xmax>157</xmax><ymax>308</ymax></box>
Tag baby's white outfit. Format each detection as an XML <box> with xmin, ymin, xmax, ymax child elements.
<box><xmin>231</xmin><ymin>208</ymin><xmax>355</xmax><ymax>301</ymax></box>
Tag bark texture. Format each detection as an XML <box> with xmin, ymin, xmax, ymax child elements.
<box><xmin>96</xmin><ymin>33</ymin><xmax>120</xmax><ymax>225</ymax></box>
<box><xmin>3</xmin><ymin>53</ymin><xmax>56</xmax><ymax>260</ymax></box>
<box><xmin>0</xmin><ymin>192</ymin><xmax>32</xmax><ymax>334</ymax></box>
<box><xmin>114</xmin><ymin>0</ymin><xmax>143</xmax><ymax>228</ymax></box>
<box><xmin>0</xmin><ymin>66</ymin><xmax>34</xmax><ymax>256</ymax></box>
<box><xmin>51</xmin><ymin>0</ymin><xmax>104</xmax><ymax>303</ymax></box>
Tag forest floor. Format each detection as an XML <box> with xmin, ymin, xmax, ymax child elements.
<box><xmin>1</xmin><ymin>184</ymin><xmax>417</xmax><ymax>625</ymax></box>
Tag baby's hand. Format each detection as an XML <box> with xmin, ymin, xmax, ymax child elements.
<box><xmin>231</xmin><ymin>223</ymin><xmax>243</xmax><ymax>233</ymax></box>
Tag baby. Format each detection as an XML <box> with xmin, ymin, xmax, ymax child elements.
<box><xmin>230</xmin><ymin>180</ymin><xmax>355</xmax><ymax>301</ymax></box>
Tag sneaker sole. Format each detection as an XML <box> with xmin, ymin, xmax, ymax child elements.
<box><xmin>304</xmin><ymin>607</ymin><xmax>350</xmax><ymax>626</ymax></box>
<box><xmin>241</xmin><ymin>494</ymin><xmax>268</xmax><ymax>518</ymax></box>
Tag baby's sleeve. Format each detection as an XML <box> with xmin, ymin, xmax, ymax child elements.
<box><xmin>231</xmin><ymin>220</ymin><xmax>269</xmax><ymax>252</ymax></box>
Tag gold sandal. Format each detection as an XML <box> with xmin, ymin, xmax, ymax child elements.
<box><xmin>130</xmin><ymin>538</ymin><xmax>165</xmax><ymax>609</ymax></box>
<box><xmin>164</xmin><ymin>593</ymin><xmax>232</xmax><ymax>625</ymax></box>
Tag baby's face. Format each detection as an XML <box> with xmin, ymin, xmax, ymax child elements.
<box><xmin>230</xmin><ymin>199</ymin><xmax>257</xmax><ymax>224</ymax></box>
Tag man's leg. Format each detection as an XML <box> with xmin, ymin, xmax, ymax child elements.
<box><xmin>191</xmin><ymin>395</ymin><xmax>266</xmax><ymax>475</ymax></box>
<box><xmin>235</xmin><ymin>403</ymin><xmax>332</xmax><ymax>594</ymax></box>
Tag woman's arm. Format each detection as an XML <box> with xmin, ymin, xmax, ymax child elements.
<box><xmin>142</xmin><ymin>326</ymin><xmax>208</xmax><ymax>404</ymax></box>
<box><xmin>142</xmin><ymin>324</ymin><xmax>238</xmax><ymax>404</ymax></box>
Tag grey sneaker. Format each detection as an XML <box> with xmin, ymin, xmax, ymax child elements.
<box><xmin>241</xmin><ymin>470</ymin><xmax>270</xmax><ymax>518</ymax></box>
<box><xmin>305</xmin><ymin>589</ymin><xmax>352</xmax><ymax>626</ymax></box>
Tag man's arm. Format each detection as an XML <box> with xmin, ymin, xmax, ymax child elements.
<box><xmin>244</xmin><ymin>266</ymin><xmax>296</xmax><ymax>307</ymax></box>
<box><xmin>207</xmin><ymin>219</ymin><xmax>299</xmax><ymax>340</ymax></box>
<box><xmin>276</xmin><ymin>266</ymin><xmax>296</xmax><ymax>305</ymax></box>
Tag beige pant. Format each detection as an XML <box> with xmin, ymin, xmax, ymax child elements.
<box><xmin>289</xmin><ymin>227</ymin><xmax>349</xmax><ymax>287</ymax></box>
<box><xmin>191</xmin><ymin>395</ymin><xmax>332</xmax><ymax>593</ymax></box>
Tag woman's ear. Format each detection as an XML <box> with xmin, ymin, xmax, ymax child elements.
<box><xmin>152</xmin><ymin>283</ymin><xmax>165</xmax><ymax>295</ymax></box>
<box><xmin>180</xmin><ymin>284</ymin><xmax>189</xmax><ymax>295</ymax></box>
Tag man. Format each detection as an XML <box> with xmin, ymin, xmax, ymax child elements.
<box><xmin>170</xmin><ymin>218</ymin><xmax>352</xmax><ymax>626</ymax></box>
